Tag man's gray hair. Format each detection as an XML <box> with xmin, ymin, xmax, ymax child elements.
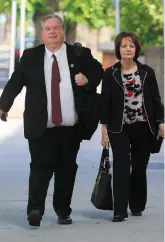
<box><xmin>41</xmin><ymin>14</ymin><xmax>65</xmax><ymax>30</ymax></box>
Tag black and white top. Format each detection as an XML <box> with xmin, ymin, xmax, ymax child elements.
<box><xmin>122</xmin><ymin>71</ymin><xmax>147</xmax><ymax>124</ymax></box>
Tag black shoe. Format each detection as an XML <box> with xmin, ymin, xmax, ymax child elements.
<box><xmin>124</xmin><ymin>211</ymin><xmax>128</xmax><ymax>218</ymax></box>
<box><xmin>131</xmin><ymin>211</ymin><xmax>142</xmax><ymax>216</ymax></box>
<box><xmin>57</xmin><ymin>216</ymin><xmax>72</xmax><ymax>225</ymax></box>
<box><xmin>112</xmin><ymin>215</ymin><xmax>124</xmax><ymax>222</ymax></box>
<box><xmin>27</xmin><ymin>210</ymin><xmax>42</xmax><ymax>226</ymax></box>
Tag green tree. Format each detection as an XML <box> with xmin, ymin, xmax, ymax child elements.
<box><xmin>29</xmin><ymin>0</ymin><xmax>113</xmax><ymax>44</ymax></box>
<box><xmin>28</xmin><ymin>0</ymin><xmax>58</xmax><ymax>45</ymax></box>
<box><xmin>119</xmin><ymin>0</ymin><xmax>163</xmax><ymax>46</ymax></box>
<box><xmin>0</xmin><ymin>0</ymin><xmax>10</xmax><ymax>13</ymax></box>
<box><xmin>0</xmin><ymin>0</ymin><xmax>163</xmax><ymax>46</ymax></box>
<box><xmin>60</xmin><ymin>0</ymin><xmax>114</xmax><ymax>43</ymax></box>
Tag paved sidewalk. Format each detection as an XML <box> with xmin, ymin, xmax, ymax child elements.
<box><xmin>0</xmin><ymin>120</ymin><xmax>164</xmax><ymax>242</ymax></box>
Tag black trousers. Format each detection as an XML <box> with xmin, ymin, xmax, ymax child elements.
<box><xmin>108</xmin><ymin>122</ymin><xmax>153</xmax><ymax>216</ymax></box>
<box><xmin>27</xmin><ymin>125</ymin><xmax>80</xmax><ymax>217</ymax></box>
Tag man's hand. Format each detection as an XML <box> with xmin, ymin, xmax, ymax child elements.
<box><xmin>157</xmin><ymin>123</ymin><xmax>164</xmax><ymax>138</ymax></box>
<box><xmin>0</xmin><ymin>110</ymin><xmax>8</xmax><ymax>121</ymax></box>
<box><xmin>75</xmin><ymin>73</ymin><xmax>87</xmax><ymax>86</ymax></box>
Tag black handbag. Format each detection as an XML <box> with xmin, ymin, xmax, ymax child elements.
<box><xmin>150</xmin><ymin>123</ymin><xmax>164</xmax><ymax>154</ymax></box>
<box><xmin>150</xmin><ymin>135</ymin><xmax>163</xmax><ymax>154</ymax></box>
<box><xmin>91</xmin><ymin>148</ymin><xmax>113</xmax><ymax>210</ymax></box>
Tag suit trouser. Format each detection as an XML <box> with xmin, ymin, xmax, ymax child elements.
<box><xmin>27</xmin><ymin>125</ymin><xmax>80</xmax><ymax>217</ymax></box>
<box><xmin>108</xmin><ymin>122</ymin><xmax>153</xmax><ymax>216</ymax></box>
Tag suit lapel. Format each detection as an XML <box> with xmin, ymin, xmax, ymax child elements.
<box><xmin>65</xmin><ymin>43</ymin><xmax>80</xmax><ymax>93</ymax></box>
<box><xmin>112</xmin><ymin>62</ymin><xmax>124</xmax><ymax>91</ymax></box>
<box><xmin>136</xmin><ymin>61</ymin><xmax>147</xmax><ymax>85</ymax></box>
<box><xmin>139</xmin><ymin>70</ymin><xmax>147</xmax><ymax>85</ymax></box>
<box><xmin>65</xmin><ymin>43</ymin><xmax>86</xmax><ymax>113</ymax></box>
<box><xmin>113</xmin><ymin>61</ymin><xmax>147</xmax><ymax>89</ymax></box>
<box><xmin>66</xmin><ymin>43</ymin><xmax>77</xmax><ymax>78</ymax></box>
<box><xmin>35</xmin><ymin>44</ymin><xmax>46</xmax><ymax>87</ymax></box>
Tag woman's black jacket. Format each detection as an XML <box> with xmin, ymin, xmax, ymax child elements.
<box><xmin>100</xmin><ymin>61</ymin><xmax>164</xmax><ymax>135</ymax></box>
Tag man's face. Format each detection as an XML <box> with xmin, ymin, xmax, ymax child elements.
<box><xmin>42</xmin><ymin>18</ymin><xmax>64</xmax><ymax>47</ymax></box>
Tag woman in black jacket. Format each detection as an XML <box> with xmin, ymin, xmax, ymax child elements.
<box><xmin>100</xmin><ymin>32</ymin><xmax>164</xmax><ymax>222</ymax></box>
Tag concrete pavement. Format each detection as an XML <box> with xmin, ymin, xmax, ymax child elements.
<box><xmin>0</xmin><ymin>120</ymin><xmax>164</xmax><ymax>242</ymax></box>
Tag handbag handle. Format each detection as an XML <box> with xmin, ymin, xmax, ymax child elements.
<box><xmin>99</xmin><ymin>148</ymin><xmax>111</xmax><ymax>172</ymax></box>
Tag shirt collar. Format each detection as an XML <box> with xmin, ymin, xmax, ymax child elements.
<box><xmin>45</xmin><ymin>43</ymin><xmax>64</xmax><ymax>59</ymax></box>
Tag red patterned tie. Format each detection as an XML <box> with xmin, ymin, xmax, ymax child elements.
<box><xmin>51</xmin><ymin>54</ymin><xmax>62</xmax><ymax>126</ymax></box>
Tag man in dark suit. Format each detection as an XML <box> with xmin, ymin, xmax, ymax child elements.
<box><xmin>0</xmin><ymin>14</ymin><xmax>103</xmax><ymax>226</ymax></box>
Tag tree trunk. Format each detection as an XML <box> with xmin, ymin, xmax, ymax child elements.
<box><xmin>33</xmin><ymin>0</ymin><xmax>60</xmax><ymax>46</ymax></box>
<box><xmin>65</xmin><ymin>22</ymin><xmax>77</xmax><ymax>44</ymax></box>
<box><xmin>33</xmin><ymin>12</ymin><xmax>50</xmax><ymax>46</ymax></box>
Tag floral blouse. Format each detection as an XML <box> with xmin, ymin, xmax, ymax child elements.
<box><xmin>122</xmin><ymin>70</ymin><xmax>147</xmax><ymax>124</ymax></box>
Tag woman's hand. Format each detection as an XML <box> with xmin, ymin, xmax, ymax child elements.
<box><xmin>158</xmin><ymin>123</ymin><xmax>164</xmax><ymax>138</ymax></box>
<box><xmin>101</xmin><ymin>125</ymin><xmax>109</xmax><ymax>148</ymax></box>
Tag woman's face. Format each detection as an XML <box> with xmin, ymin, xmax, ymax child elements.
<box><xmin>120</xmin><ymin>36</ymin><xmax>136</xmax><ymax>60</ymax></box>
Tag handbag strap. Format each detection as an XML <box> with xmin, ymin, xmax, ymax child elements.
<box><xmin>99</xmin><ymin>148</ymin><xmax>111</xmax><ymax>172</ymax></box>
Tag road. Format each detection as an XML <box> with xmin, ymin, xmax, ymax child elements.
<box><xmin>0</xmin><ymin>120</ymin><xmax>164</xmax><ymax>242</ymax></box>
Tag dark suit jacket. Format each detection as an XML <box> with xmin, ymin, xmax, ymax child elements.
<box><xmin>100</xmin><ymin>61</ymin><xmax>164</xmax><ymax>135</ymax></box>
<box><xmin>0</xmin><ymin>43</ymin><xmax>103</xmax><ymax>139</ymax></box>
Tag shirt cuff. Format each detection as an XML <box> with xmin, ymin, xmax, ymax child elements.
<box><xmin>156</xmin><ymin>120</ymin><xmax>164</xmax><ymax>124</ymax></box>
<box><xmin>85</xmin><ymin>77</ymin><xmax>88</xmax><ymax>84</ymax></box>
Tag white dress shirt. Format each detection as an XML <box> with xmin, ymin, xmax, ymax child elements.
<box><xmin>44</xmin><ymin>43</ymin><xmax>78</xmax><ymax>127</ymax></box>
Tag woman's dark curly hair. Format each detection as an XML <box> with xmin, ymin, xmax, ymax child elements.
<box><xmin>114</xmin><ymin>32</ymin><xmax>141</xmax><ymax>60</ymax></box>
